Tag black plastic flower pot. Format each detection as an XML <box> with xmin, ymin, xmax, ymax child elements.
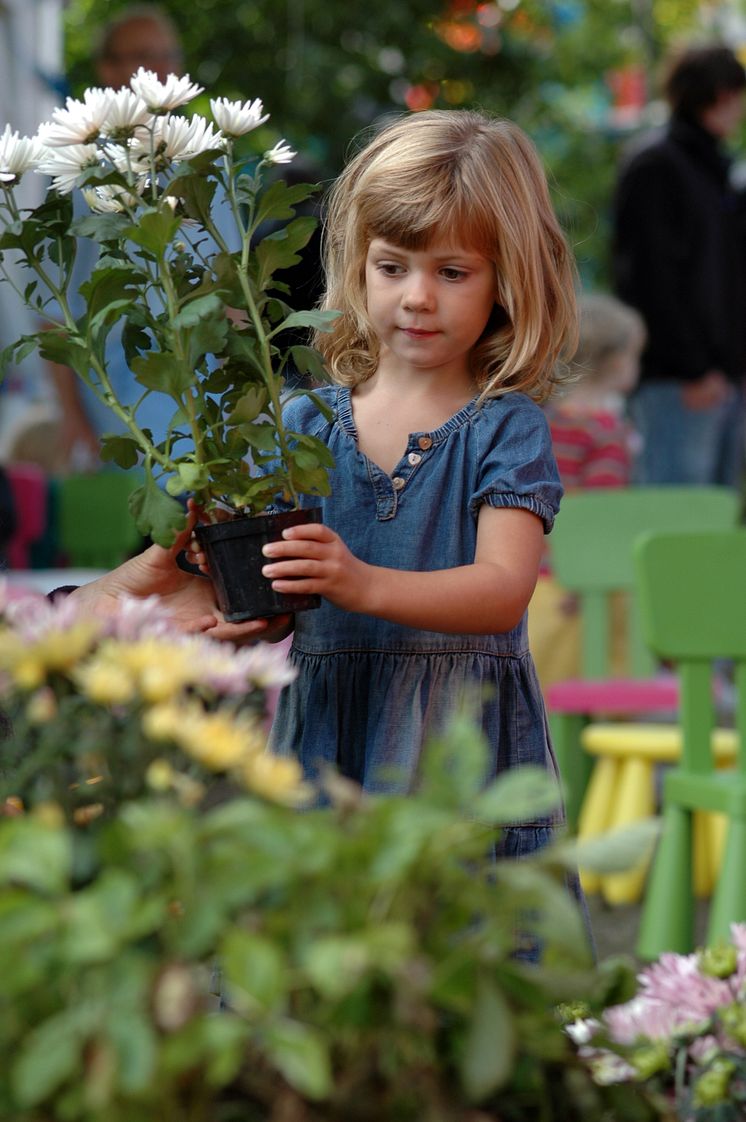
<box><xmin>194</xmin><ymin>507</ymin><xmax>322</xmax><ymax>622</ymax></box>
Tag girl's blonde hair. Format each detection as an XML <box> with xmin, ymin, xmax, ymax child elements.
<box><xmin>571</xmin><ymin>293</ymin><xmax>645</xmax><ymax>385</ymax></box>
<box><xmin>314</xmin><ymin>110</ymin><xmax>578</xmax><ymax>402</ymax></box>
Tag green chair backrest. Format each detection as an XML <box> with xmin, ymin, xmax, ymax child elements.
<box><xmin>634</xmin><ymin>529</ymin><xmax>746</xmax><ymax>776</ymax></box>
<box><xmin>549</xmin><ymin>486</ymin><xmax>740</xmax><ymax>680</ymax></box>
<box><xmin>58</xmin><ymin>470</ymin><xmax>144</xmax><ymax>569</ymax></box>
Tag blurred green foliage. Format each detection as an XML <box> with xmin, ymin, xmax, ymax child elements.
<box><xmin>62</xmin><ymin>0</ymin><xmax>715</xmax><ymax>287</ymax></box>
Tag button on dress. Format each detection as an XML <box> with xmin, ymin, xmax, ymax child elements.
<box><xmin>271</xmin><ymin>386</ymin><xmax>564</xmax><ymax>843</ymax></box>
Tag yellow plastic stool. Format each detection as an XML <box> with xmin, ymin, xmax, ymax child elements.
<box><xmin>577</xmin><ymin>723</ymin><xmax>734</xmax><ymax>904</ymax></box>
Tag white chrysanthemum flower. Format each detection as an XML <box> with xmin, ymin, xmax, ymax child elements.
<box><xmin>129</xmin><ymin>68</ymin><xmax>203</xmax><ymax>113</ymax></box>
<box><xmin>35</xmin><ymin>143</ymin><xmax>101</xmax><ymax>194</ymax></box>
<box><xmin>37</xmin><ymin>87</ymin><xmax>112</xmax><ymax>147</ymax></box>
<box><xmin>100</xmin><ymin>87</ymin><xmax>152</xmax><ymax>140</ymax></box>
<box><xmin>130</xmin><ymin>113</ymin><xmax>223</xmax><ymax>172</ymax></box>
<box><xmin>263</xmin><ymin>139</ymin><xmax>295</xmax><ymax>166</ymax></box>
<box><xmin>0</xmin><ymin>124</ymin><xmax>47</xmax><ymax>183</ymax></box>
<box><xmin>82</xmin><ymin>182</ymin><xmax>142</xmax><ymax>214</ymax></box>
<box><xmin>210</xmin><ymin>97</ymin><xmax>269</xmax><ymax>138</ymax></box>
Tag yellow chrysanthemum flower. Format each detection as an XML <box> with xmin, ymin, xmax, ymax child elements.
<box><xmin>74</xmin><ymin>659</ymin><xmax>136</xmax><ymax>705</ymax></box>
<box><xmin>146</xmin><ymin>758</ymin><xmax>176</xmax><ymax>791</ymax></box>
<box><xmin>25</xmin><ymin>688</ymin><xmax>57</xmax><ymax>724</ymax></box>
<box><xmin>114</xmin><ymin>638</ymin><xmax>195</xmax><ymax>701</ymax></box>
<box><xmin>143</xmin><ymin>701</ymin><xmax>184</xmax><ymax>742</ymax></box>
<box><xmin>0</xmin><ymin>622</ymin><xmax>100</xmax><ymax>688</ymax></box>
<box><xmin>182</xmin><ymin>709</ymin><xmax>263</xmax><ymax>771</ymax></box>
<box><xmin>243</xmin><ymin>752</ymin><xmax>307</xmax><ymax>805</ymax></box>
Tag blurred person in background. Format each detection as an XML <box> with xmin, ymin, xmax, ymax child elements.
<box><xmin>530</xmin><ymin>292</ymin><xmax>645</xmax><ymax>688</ymax></box>
<box><xmin>612</xmin><ymin>43</ymin><xmax>746</xmax><ymax>488</ymax></box>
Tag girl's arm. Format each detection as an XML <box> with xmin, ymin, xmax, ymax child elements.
<box><xmin>260</xmin><ymin>505</ymin><xmax>544</xmax><ymax>635</ymax></box>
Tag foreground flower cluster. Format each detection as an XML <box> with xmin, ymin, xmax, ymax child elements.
<box><xmin>0</xmin><ymin>586</ymin><xmax>304</xmax><ymax>814</ymax></box>
<box><xmin>568</xmin><ymin>923</ymin><xmax>746</xmax><ymax>1119</ymax></box>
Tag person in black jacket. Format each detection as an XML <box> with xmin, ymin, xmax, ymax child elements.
<box><xmin>612</xmin><ymin>43</ymin><xmax>746</xmax><ymax>486</ymax></box>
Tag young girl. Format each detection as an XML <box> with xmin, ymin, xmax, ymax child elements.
<box><xmin>203</xmin><ymin>111</ymin><xmax>577</xmax><ymax>859</ymax></box>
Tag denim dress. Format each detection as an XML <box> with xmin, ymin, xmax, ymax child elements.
<box><xmin>271</xmin><ymin>385</ymin><xmax>565</xmax><ymax>856</ymax></box>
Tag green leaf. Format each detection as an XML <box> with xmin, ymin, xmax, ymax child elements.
<box><xmin>255</xmin><ymin>179</ymin><xmax>317</xmax><ymax>226</ymax></box>
<box><xmin>108</xmin><ymin>1012</ymin><xmax>157</xmax><ymax>1094</ymax></box>
<box><xmin>472</xmin><ymin>766</ymin><xmax>562</xmax><ymax>825</ymax></box>
<box><xmin>460</xmin><ymin>978</ymin><xmax>515</xmax><ymax>1101</ymax></box>
<box><xmin>12</xmin><ymin>1011</ymin><xmax>85</xmax><ymax>1106</ymax></box>
<box><xmin>167</xmin><ymin>172</ymin><xmax>218</xmax><ymax>226</ymax></box>
<box><xmin>131</xmin><ymin>351</ymin><xmax>191</xmax><ymax>398</ymax></box>
<box><xmin>558</xmin><ymin>818</ymin><xmax>660</xmax><ymax>875</ymax></box>
<box><xmin>0</xmin><ymin>335</ymin><xmax>39</xmax><ymax>376</ymax></box>
<box><xmin>167</xmin><ymin>461</ymin><xmax>210</xmax><ymax>494</ymax></box>
<box><xmin>287</xmin><ymin>347</ymin><xmax>331</xmax><ymax>384</ymax></box>
<box><xmin>239</xmin><ymin>421</ymin><xmax>279</xmax><ymax>453</ymax></box>
<box><xmin>124</xmin><ymin>208</ymin><xmax>181</xmax><ymax>256</ymax></box>
<box><xmin>226</xmin><ymin>386</ymin><xmax>267</xmax><ymax>425</ymax></box>
<box><xmin>264</xmin><ymin>1020</ymin><xmax>332</xmax><ymax>1100</ymax></box>
<box><xmin>269</xmin><ymin>308</ymin><xmax>340</xmax><ymax>339</ymax></box>
<box><xmin>128</xmin><ymin>477</ymin><xmax>187</xmax><ymax>546</ymax></box>
<box><xmin>99</xmin><ymin>433</ymin><xmax>142</xmax><ymax>469</ymax></box>
<box><xmin>255</xmin><ymin>216</ymin><xmax>318</xmax><ymax>289</ymax></box>
<box><xmin>37</xmin><ymin>330</ymin><xmax>90</xmax><ymax>378</ymax></box>
<box><xmin>172</xmin><ymin>291</ymin><xmax>224</xmax><ymax>329</ymax></box>
<box><xmin>70</xmin><ymin>212</ymin><xmax>131</xmax><ymax>243</ymax></box>
<box><xmin>221</xmin><ymin>928</ymin><xmax>287</xmax><ymax>1012</ymax></box>
<box><xmin>303</xmin><ymin>935</ymin><xmax>369</xmax><ymax>998</ymax></box>
<box><xmin>187</xmin><ymin>316</ymin><xmax>229</xmax><ymax>366</ymax></box>
<box><xmin>121</xmin><ymin>317</ymin><xmax>152</xmax><ymax>364</ymax></box>
<box><xmin>62</xmin><ymin>868</ymin><xmax>140</xmax><ymax>964</ymax></box>
<box><xmin>0</xmin><ymin>817</ymin><xmax>72</xmax><ymax>894</ymax></box>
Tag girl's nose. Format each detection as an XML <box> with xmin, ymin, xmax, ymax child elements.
<box><xmin>402</xmin><ymin>272</ymin><xmax>435</xmax><ymax>311</ymax></box>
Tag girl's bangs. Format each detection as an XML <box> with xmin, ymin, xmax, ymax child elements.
<box><xmin>364</xmin><ymin>191</ymin><xmax>494</xmax><ymax>256</ymax></box>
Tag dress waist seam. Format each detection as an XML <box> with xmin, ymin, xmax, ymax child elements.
<box><xmin>291</xmin><ymin>644</ymin><xmax>530</xmax><ymax>659</ymax></box>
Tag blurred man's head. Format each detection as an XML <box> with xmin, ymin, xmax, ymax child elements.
<box><xmin>94</xmin><ymin>5</ymin><xmax>183</xmax><ymax>87</ymax></box>
<box><xmin>663</xmin><ymin>43</ymin><xmax>746</xmax><ymax>138</ymax></box>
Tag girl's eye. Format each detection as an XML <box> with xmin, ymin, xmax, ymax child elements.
<box><xmin>441</xmin><ymin>267</ymin><xmax>467</xmax><ymax>281</ymax></box>
<box><xmin>378</xmin><ymin>262</ymin><xmax>403</xmax><ymax>276</ymax></box>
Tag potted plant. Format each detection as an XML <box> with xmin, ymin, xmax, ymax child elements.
<box><xmin>0</xmin><ymin>71</ymin><xmax>337</xmax><ymax>619</ymax></box>
<box><xmin>0</xmin><ymin>588</ymin><xmax>661</xmax><ymax>1122</ymax></box>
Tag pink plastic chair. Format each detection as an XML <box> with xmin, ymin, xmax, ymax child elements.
<box><xmin>5</xmin><ymin>462</ymin><xmax>48</xmax><ymax>570</ymax></box>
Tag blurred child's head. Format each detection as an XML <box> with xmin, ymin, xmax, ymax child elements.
<box><xmin>316</xmin><ymin>109</ymin><xmax>578</xmax><ymax>402</ymax></box>
<box><xmin>569</xmin><ymin>293</ymin><xmax>645</xmax><ymax>398</ymax></box>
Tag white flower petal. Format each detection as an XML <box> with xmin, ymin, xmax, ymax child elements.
<box><xmin>129</xmin><ymin>113</ymin><xmax>224</xmax><ymax>171</ymax></box>
<box><xmin>0</xmin><ymin>124</ymin><xmax>47</xmax><ymax>182</ymax></box>
<box><xmin>82</xmin><ymin>182</ymin><xmax>141</xmax><ymax>214</ymax></box>
<box><xmin>210</xmin><ymin>97</ymin><xmax>269</xmax><ymax>137</ymax></box>
<box><xmin>37</xmin><ymin>89</ymin><xmax>113</xmax><ymax>147</ymax></box>
<box><xmin>100</xmin><ymin>88</ymin><xmax>152</xmax><ymax>139</ymax></box>
<box><xmin>263</xmin><ymin>139</ymin><xmax>295</xmax><ymax>166</ymax></box>
<box><xmin>35</xmin><ymin>143</ymin><xmax>101</xmax><ymax>193</ymax></box>
<box><xmin>129</xmin><ymin>68</ymin><xmax>203</xmax><ymax>112</ymax></box>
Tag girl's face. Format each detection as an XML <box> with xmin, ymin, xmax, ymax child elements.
<box><xmin>364</xmin><ymin>236</ymin><xmax>497</xmax><ymax>383</ymax></box>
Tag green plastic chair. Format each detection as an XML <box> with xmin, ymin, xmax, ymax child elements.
<box><xmin>634</xmin><ymin>529</ymin><xmax>746</xmax><ymax>957</ymax></box>
<box><xmin>58</xmin><ymin>470</ymin><xmax>145</xmax><ymax>569</ymax></box>
<box><xmin>545</xmin><ymin>486</ymin><xmax>740</xmax><ymax>828</ymax></box>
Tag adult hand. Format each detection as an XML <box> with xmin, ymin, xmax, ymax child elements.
<box><xmin>260</xmin><ymin>522</ymin><xmax>371</xmax><ymax>613</ymax></box>
<box><xmin>682</xmin><ymin>370</ymin><xmax>734</xmax><ymax>411</ymax></box>
<box><xmin>68</xmin><ymin>509</ymin><xmax>285</xmax><ymax>643</ymax></box>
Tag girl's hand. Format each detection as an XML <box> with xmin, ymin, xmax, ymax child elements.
<box><xmin>261</xmin><ymin>523</ymin><xmax>371</xmax><ymax>613</ymax></box>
